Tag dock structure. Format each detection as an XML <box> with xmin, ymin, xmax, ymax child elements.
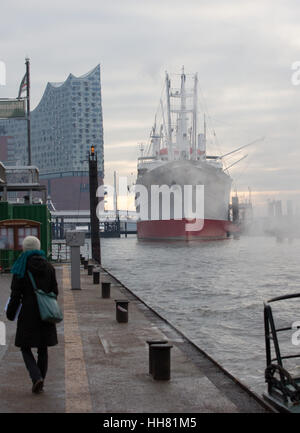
<box><xmin>0</xmin><ymin>264</ymin><xmax>273</xmax><ymax>413</ymax></box>
<box><xmin>0</xmin><ymin>165</ymin><xmax>47</xmax><ymax>204</ymax></box>
<box><xmin>51</xmin><ymin>211</ymin><xmax>137</xmax><ymax>240</ymax></box>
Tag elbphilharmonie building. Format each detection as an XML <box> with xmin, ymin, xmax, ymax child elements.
<box><xmin>0</xmin><ymin>65</ymin><xmax>104</xmax><ymax>210</ymax></box>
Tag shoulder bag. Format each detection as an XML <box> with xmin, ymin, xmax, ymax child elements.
<box><xmin>28</xmin><ymin>271</ymin><xmax>63</xmax><ymax>324</ymax></box>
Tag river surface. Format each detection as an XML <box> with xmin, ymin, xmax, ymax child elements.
<box><xmin>95</xmin><ymin>235</ymin><xmax>300</xmax><ymax>395</ymax></box>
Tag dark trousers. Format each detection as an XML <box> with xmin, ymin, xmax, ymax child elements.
<box><xmin>21</xmin><ymin>347</ymin><xmax>48</xmax><ymax>384</ymax></box>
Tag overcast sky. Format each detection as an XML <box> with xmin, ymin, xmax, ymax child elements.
<box><xmin>1</xmin><ymin>0</ymin><xmax>300</xmax><ymax>215</ymax></box>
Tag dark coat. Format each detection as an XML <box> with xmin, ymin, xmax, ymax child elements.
<box><xmin>6</xmin><ymin>255</ymin><xmax>59</xmax><ymax>348</ymax></box>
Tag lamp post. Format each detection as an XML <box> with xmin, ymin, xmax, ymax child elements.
<box><xmin>89</xmin><ymin>145</ymin><xmax>101</xmax><ymax>264</ymax></box>
<box><xmin>25</xmin><ymin>57</ymin><xmax>31</xmax><ymax>166</ymax></box>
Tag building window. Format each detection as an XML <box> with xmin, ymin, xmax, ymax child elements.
<box><xmin>0</xmin><ymin>227</ymin><xmax>14</xmax><ymax>249</ymax></box>
<box><xmin>17</xmin><ymin>226</ymin><xmax>38</xmax><ymax>249</ymax></box>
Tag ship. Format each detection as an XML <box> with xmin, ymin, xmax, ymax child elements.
<box><xmin>136</xmin><ymin>68</ymin><xmax>258</xmax><ymax>240</ymax></box>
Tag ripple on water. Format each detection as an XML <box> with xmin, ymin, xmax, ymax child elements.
<box><xmin>101</xmin><ymin>236</ymin><xmax>300</xmax><ymax>394</ymax></box>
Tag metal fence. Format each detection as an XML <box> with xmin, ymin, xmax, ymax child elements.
<box><xmin>51</xmin><ymin>240</ymin><xmax>91</xmax><ymax>263</ymax></box>
<box><xmin>51</xmin><ymin>241</ymin><xmax>71</xmax><ymax>262</ymax></box>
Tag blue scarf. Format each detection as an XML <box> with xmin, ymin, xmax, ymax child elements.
<box><xmin>11</xmin><ymin>250</ymin><xmax>46</xmax><ymax>279</ymax></box>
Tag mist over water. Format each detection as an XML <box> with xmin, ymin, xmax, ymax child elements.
<box><xmin>100</xmin><ymin>236</ymin><xmax>300</xmax><ymax>395</ymax></box>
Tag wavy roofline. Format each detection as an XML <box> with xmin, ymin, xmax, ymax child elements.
<box><xmin>32</xmin><ymin>64</ymin><xmax>100</xmax><ymax>113</ymax></box>
<box><xmin>49</xmin><ymin>64</ymin><xmax>100</xmax><ymax>88</ymax></box>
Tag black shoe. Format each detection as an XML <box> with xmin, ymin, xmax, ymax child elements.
<box><xmin>32</xmin><ymin>379</ymin><xmax>44</xmax><ymax>394</ymax></box>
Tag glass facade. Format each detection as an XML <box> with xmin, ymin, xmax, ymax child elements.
<box><xmin>0</xmin><ymin>64</ymin><xmax>104</xmax><ymax>179</ymax></box>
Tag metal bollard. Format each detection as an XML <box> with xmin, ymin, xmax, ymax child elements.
<box><xmin>83</xmin><ymin>260</ymin><xmax>88</xmax><ymax>269</ymax></box>
<box><xmin>93</xmin><ymin>269</ymin><xmax>100</xmax><ymax>284</ymax></box>
<box><xmin>101</xmin><ymin>282</ymin><xmax>111</xmax><ymax>298</ymax></box>
<box><xmin>146</xmin><ymin>340</ymin><xmax>168</xmax><ymax>375</ymax></box>
<box><xmin>87</xmin><ymin>264</ymin><xmax>94</xmax><ymax>275</ymax></box>
<box><xmin>115</xmin><ymin>300</ymin><xmax>129</xmax><ymax>323</ymax></box>
<box><xmin>151</xmin><ymin>344</ymin><xmax>173</xmax><ymax>380</ymax></box>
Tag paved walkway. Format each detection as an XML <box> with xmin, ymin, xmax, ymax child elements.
<box><xmin>0</xmin><ymin>263</ymin><xmax>271</xmax><ymax>413</ymax></box>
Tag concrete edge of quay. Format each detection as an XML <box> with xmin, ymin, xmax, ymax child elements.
<box><xmin>101</xmin><ymin>265</ymin><xmax>276</xmax><ymax>413</ymax></box>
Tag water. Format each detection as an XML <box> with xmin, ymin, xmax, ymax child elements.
<box><xmin>99</xmin><ymin>235</ymin><xmax>300</xmax><ymax>395</ymax></box>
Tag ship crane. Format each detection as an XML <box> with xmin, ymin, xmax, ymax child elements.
<box><xmin>220</xmin><ymin>136</ymin><xmax>265</xmax><ymax>159</ymax></box>
<box><xmin>206</xmin><ymin>136</ymin><xmax>265</xmax><ymax>174</ymax></box>
<box><xmin>206</xmin><ymin>137</ymin><xmax>265</xmax><ymax>161</ymax></box>
<box><xmin>224</xmin><ymin>154</ymin><xmax>248</xmax><ymax>171</ymax></box>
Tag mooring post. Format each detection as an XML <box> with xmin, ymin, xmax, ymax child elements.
<box><xmin>146</xmin><ymin>340</ymin><xmax>168</xmax><ymax>375</ymax></box>
<box><xmin>115</xmin><ymin>300</ymin><xmax>129</xmax><ymax>323</ymax></box>
<box><xmin>102</xmin><ymin>282</ymin><xmax>111</xmax><ymax>298</ymax></box>
<box><xmin>87</xmin><ymin>264</ymin><xmax>94</xmax><ymax>276</ymax></box>
<box><xmin>93</xmin><ymin>269</ymin><xmax>100</xmax><ymax>284</ymax></box>
<box><xmin>66</xmin><ymin>231</ymin><xmax>85</xmax><ymax>290</ymax></box>
<box><xmin>151</xmin><ymin>344</ymin><xmax>173</xmax><ymax>380</ymax></box>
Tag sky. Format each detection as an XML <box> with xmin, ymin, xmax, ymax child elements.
<box><xmin>1</xmin><ymin>0</ymin><xmax>300</xmax><ymax>216</ymax></box>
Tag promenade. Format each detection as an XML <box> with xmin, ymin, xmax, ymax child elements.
<box><xmin>0</xmin><ymin>263</ymin><xmax>272</xmax><ymax>413</ymax></box>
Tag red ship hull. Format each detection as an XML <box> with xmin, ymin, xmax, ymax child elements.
<box><xmin>137</xmin><ymin>219</ymin><xmax>239</xmax><ymax>241</ymax></box>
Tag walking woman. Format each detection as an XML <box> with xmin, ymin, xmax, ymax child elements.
<box><xmin>6</xmin><ymin>235</ymin><xmax>59</xmax><ymax>394</ymax></box>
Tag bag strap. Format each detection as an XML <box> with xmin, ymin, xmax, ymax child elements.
<box><xmin>28</xmin><ymin>271</ymin><xmax>55</xmax><ymax>298</ymax></box>
<box><xmin>27</xmin><ymin>270</ymin><xmax>38</xmax><ymax>292</ymax></box>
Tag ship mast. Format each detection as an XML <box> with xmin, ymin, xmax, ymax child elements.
<box><xmin>178</xmin><ymin>67</ymin><xmax>188</xmax><ymax>159</ymax></box>
<box><xmin>159</xmin><ymin>69</ymin><xmax>202</xmax><ymax>162</ymax></box>
<box><xmin>165</xmin><ymin>72</ymin><xmax>172</xmax><ymax>158</ymax></box>
<box><xmin>203</xmin><ymin>113</ymin><xmax>207</xmax><ymax>160</ymax></box>
<box><xmin>192</xmin><ymin>73</ymin><xmax>198</xmax><ymax>160</ymax></box>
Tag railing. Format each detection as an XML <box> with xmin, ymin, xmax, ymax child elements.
<box><xmin>51</xmin><ymin>240</ymin><xmax>90</xmax><ymax>262</ymax></box>
<box><xmin>51</xmin><ymin>241</ymin><xmax>71</xmax><ymax>262</ymax></box>
<box><xmin>264</xmin><ymin>294</ymin><xmax>300</xmax><ymax>405</ymax></box>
